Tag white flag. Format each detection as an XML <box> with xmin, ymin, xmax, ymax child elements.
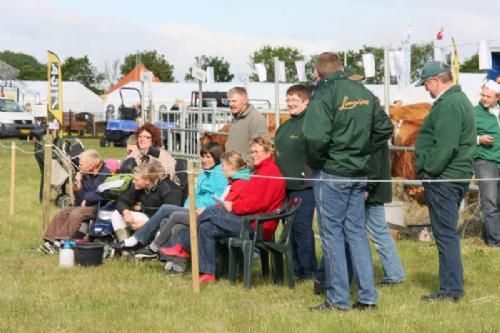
<box><xmin>478</xmin><ymin>40</ymin><xmax>492</xmax><ymax>70</ymax></box>
<box><xmin>277</xmin><ymin>61</ymin><xmax>286</xmax><ymax>82</ymax></box>
<box><xmin>206</xmin><ymin>66</ymin><xmax>215</xmax><ymax>84</ymax></box>
<box><xmin>434</xmin><ymin>47</ymin><xmax>445</xmax><ymax>62</ymax></box>
<box><xmin>389</xmin><ymin>51</ymin><xmax>405</xmax><ymax>76</ymax></box>
<box><xmin>295</xmin><ymin>61</ymin><xmax>306</xmax><ymax>82</ymax></box>
<box><xmin>255</xmin><ymin>63</ymin><xmax>267</xmax><ymax>82</ymax></box>
<box><xmin>362</xmin><ymin>53</ymin><xmax>375</xmax><ymax>78</ymax></box>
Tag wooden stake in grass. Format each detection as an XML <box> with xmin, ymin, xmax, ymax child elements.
<box><xmin>42</xmin><ymin>133</ymin><xmax>53</xmax><ymax>232</ymax></box>
<box><xmin>67</xmin><ymin>163</ymin><xmax>75</xmax><ymax>206</ymax></box>
<box><xmin>187</xmin><ymin>161</ymin><xmax>200</xmax><ymax>293</ymax></box>
<box><xmin>10</xmin><ymin>141</ymin><xmax>16</xmax><ymax>215</ymax></box>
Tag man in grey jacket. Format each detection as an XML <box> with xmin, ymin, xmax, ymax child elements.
<box><xmin>225</xmin><ymin>87</ymin><xmax>268</xmax><ymax>156</ymax></box>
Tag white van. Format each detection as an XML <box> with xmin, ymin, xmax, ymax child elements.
<box><xmin>0</xmin><ymin>97</ymin><xmax>43</xmax><ymax>138</ymax></box>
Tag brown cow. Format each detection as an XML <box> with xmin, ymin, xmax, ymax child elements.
<box><xmin>199</xmin><ymin>124</ymin><xmax>230</xmax><ymax>148</ymax></box>
<box><xmin>389</xmin><ymin>103</ymin><xmax>431</xmax><ymax>180</ymax></box>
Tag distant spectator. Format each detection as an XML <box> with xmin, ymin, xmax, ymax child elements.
<box><xmin>473</xmin><ymin>80</ymin><xmax>500</xmax><ymax>246</ymax></box>
<box><xmin>125</xmin><ymin>123</ymin><xmax>177</xmax><ymax>182</ymax></box>
<box><xmin>225</xmin><ymin>87</ymin><xmax>268</xmax><ymax>156</ymax></box>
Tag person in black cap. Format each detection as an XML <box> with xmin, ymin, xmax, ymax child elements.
<box><xmin>415</xmin><ymin>61</ymin><xmax>476</xmax><ymax>302</ymax></box>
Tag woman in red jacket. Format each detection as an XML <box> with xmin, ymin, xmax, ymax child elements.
<box><xmin>162</xmin><ymin>136</ymin><xmax>286</xmax><ymax>283</ymax></box>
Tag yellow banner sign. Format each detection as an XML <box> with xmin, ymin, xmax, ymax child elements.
<box><xmin>47</xmin><ymin>51</ymin><xmax>63</xmax><ymax>126</ymax></box>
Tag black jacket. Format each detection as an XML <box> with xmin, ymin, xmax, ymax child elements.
<box><xmin>116</xmin><ymin>178</ymin><xmax>183</xmax><ymax>216</ymax></box>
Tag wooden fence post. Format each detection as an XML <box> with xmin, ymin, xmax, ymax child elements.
<box><xmin>10</xmin><ymin>141</ymin><xmax>16</xmax><ymax>215</ymax></box>
<box><xmin>42</xmin><ymin>133</ymin><xmax>53</xmax><ymax>232</ymax></box>
<box><xmin>188</xmin><ymin>161</ymin><xmax>200</xmax><ymax>293</ymax></box>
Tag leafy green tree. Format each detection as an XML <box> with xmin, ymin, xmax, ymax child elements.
<box><xmin>62</xmin><ymin>56</ymin><xmax>104</xmax><ymax>94</ymax></box>
<box><xmin>121</xmin><ymin>50</ymin><xmax>175</xmax><ymax>82</ymax></box>
<box><xmin>249</xmin><ymin>45</ymin><xmax>305</xmax><ymax>82</ymax></box>
<box><xmin>306</xmin><ymin>43</ymin><xmax>434</xmax><ymax>84</ymax></box>
<box><xmin>460</xmin><ymin>54</ymin><xmax>485</xmax><ymax>73</ymax></box>
<box><xmin>184</xmin><ymin>55</ymin><xmax>234</xmax><ymax>82</ymax></box>
<box><xmin>410</xmin><ymin>42</ymin><xmax>434</xmax><ymax>80</ymax></box>
<box><xmin>0</xmin><ymin>50</ymin><xmax>45</xmax><ymax>80</ymax></box>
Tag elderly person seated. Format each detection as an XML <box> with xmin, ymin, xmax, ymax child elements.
<box><xmin>38</xmin><ymin>149</ymin><xmax>110</xmax><ymax>253</ymax></box>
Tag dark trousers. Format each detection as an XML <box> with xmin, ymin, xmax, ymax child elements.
<box><xmin>423</xmin><ymin>181</ymin><xmax>468</xmax><ymax>297</ymax></box>
<box><xmin>288</xmin><ymin>189</ymin><xmax>317</xmax><ymax>279</ymax></box>
<box><xmin>179</xmin><ymin>206</ymin><xmax>241</xmax><ymax>275</ymax></box>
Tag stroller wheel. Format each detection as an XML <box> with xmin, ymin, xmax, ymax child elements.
<box><xmin>56</xmin><ymin>194</ymin><xmax>72</xmax><ymax>208</ymax></box>
<box><xmin>99</xmin><ymin>137</ymin><xmax>110</xmax><ymax>147</ymax></box>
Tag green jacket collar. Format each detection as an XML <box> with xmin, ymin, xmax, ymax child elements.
<box><xmin>290</xmin><ymin>110</ymin><xmax>306</xmax><ymax>120</ymax></box>
<box><xmin>477</xmin><ymin>101</ymin><xmax>500</xmax><ymax>111</ymax></box>
<box><xmin>320</xmin><ymin>71</ymin><xmax>349</xmax><ymax>83</ymax></box>
<box><xmin>433</xmin><ymin>85</ymin><xmax>462</xmax><ymax>106</ymax></box>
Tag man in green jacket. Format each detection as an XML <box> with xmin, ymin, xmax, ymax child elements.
<box><xmin>473</xmin><ymin>80</ymin><xmax>500</xmax><ymax>246</ymax></box>
<box><xmin>304</xmin><ymin>52</ymin><xmax>393</xmax><ymax>311</ymax></box>
<box><xmin>415</xmin><ymin>61</ymin><xmax>476</xmax><ymax>302</ymax></box>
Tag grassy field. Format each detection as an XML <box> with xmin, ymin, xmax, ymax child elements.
<box><xmin>0</xmin><ymin>138</ymin><xmax>499</xmax><ymax>333</ymax></box>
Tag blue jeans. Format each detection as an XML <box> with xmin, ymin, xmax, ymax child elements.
<box><xmin>423</xmin><ymin>181</ymin><xmax>468</xmax><ymax>297</ymax></box>
<box><xmin>288</xmin><ymin>189</ymin><xmax>317</xmax><ymax>279</ymax></box>
<box><xmin>365</xmin><ymin>204</ymin><xmax>405</xmax><ymax>283</ymax></box>
<box><xmin>314</xmin><ymin>171</ymin><xmax>377</xmax><ymax>309</ymax></box>
<box><xmin>179</xmin><ymin>206</ymin><xmax>241</xmax><ymax>275</ymax></box>
<box><xmin>473</xmin><ymin>159</ymin><xmax>500</xmax><ymax>246</ymax></box>
<box><xmin>133</xmin><ymin>204</ymin><xmax>187</xmax><ymax>245</ymax></box>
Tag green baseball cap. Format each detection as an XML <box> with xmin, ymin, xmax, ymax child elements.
<box><xmin>416</xmin><ymin>61</ymin><xmax>451</xmax><ymax>86</ymax></box>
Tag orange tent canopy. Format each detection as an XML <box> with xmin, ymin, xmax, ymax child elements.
<box><xmin>103</xmin><ymin>64</ymin><xmax>160</xmax><ymax>96</ymax></box>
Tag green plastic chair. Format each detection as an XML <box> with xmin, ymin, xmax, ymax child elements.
<box><xmin>227</xmin><ymin>197</ymin><xmax>302</xmax><ymax>289</ymax></box>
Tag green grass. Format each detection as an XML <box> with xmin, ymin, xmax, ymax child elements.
<box><xmin>1</xmin><ymin>138</ymin><xmax>500</xmax><ymax>333</ymax></box>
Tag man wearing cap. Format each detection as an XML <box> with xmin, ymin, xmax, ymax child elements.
<box><xmin>415</xmin><ymin>61</ymin><xmax>476</xmax><ymax>302</ymax></box>
<box><xmin>473</xmin><ymin>80</ymin><xmax>500</xmax><ymax>246</ymax></box>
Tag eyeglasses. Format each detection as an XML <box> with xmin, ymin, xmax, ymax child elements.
<box><xmin>250</xmin><ymin>149</ymin><xmax>265</xmax><ymax>155</ymax></box>
<box><xmin>424</xmin><ymin>77</ymin><xmax>437</xmax><ymax>86</ymax></box>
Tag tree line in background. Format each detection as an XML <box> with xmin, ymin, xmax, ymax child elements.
<box><xmin>0</xmin><ymin>44</ymin><xmax>485</xmax><ymax>95</ymax></box>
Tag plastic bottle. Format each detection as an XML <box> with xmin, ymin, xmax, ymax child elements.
<box><xmin>59</xmin><ymin>238</ymin><xmax>75</xmax><ymax>268</ymax></box>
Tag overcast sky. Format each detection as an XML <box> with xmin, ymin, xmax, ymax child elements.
<box><xmin>2</xmin><ymin>0</ymin><xmax>499</xmax><ymax>81</ymax></box>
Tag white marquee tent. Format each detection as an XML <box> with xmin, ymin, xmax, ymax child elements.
<box><xmin>9</xmin><ymin>81</ymin><xmax>104</xmax><ymax>119</ymax></box>
<box><xmin>102</xmin><ymin>73</ymin><xmax>488</xmax><ymax>113</ymax></box>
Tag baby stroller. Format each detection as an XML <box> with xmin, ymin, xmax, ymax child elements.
<box><xmin>34</xmin><ymin>135</ymin><xmax>85</xmax><ymax>207</ymax></box>
<box><xmin>87</xmin><ymin>173</ymin><xmax>135</xmax><ymax>258</ymax></box>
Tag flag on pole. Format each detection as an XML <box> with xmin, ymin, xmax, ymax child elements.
<box><xmin>451</xmin><ymin>38</ymin><xmax>460</xmax><ymax>84</ymax></box>
<box><xmin>206</xmin><ymin>66</ymin><xmax>215</xmax><ymax>83</ymax></box>
<box><xmin>400</xmin><ymin>26</ymin><xmax>412</xmax><ymax>87</ymax></box>
<box><xmin>362</xmin><ymin>53</ymin><xmax>376</xmax><ymax>78</ymax></box>
<box><xmin>434</xmin><ymin>47</ymin><xmax>445</xmax><ymax>62</ymax></box>
<box><xmin>47</xmin><ymin>51</ymin><xmax>63</xmax><ymax>128</ymax></box>
<box><xmin>295</xmin><ymin>61</ymin><xmax>306</xmax><ymax>82</ymax></box>
<box><xmin>277</xmin><ymin>61</ymin><xmax>286</xmax><ymax>82</ymax></box>
<box><xmin>255</xmin><ymin>63</ymin><xmax>267</xmax><ymax>82</ymax></box>
<box><xmin>436</xmin><ymin>28</ymin><xmax>444</xmax><ymax>40</ymax></box>
<box><xmin>478</xmin><ymin>41</ymin><xmax>492</xmax><ymax>70</ymax></box>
